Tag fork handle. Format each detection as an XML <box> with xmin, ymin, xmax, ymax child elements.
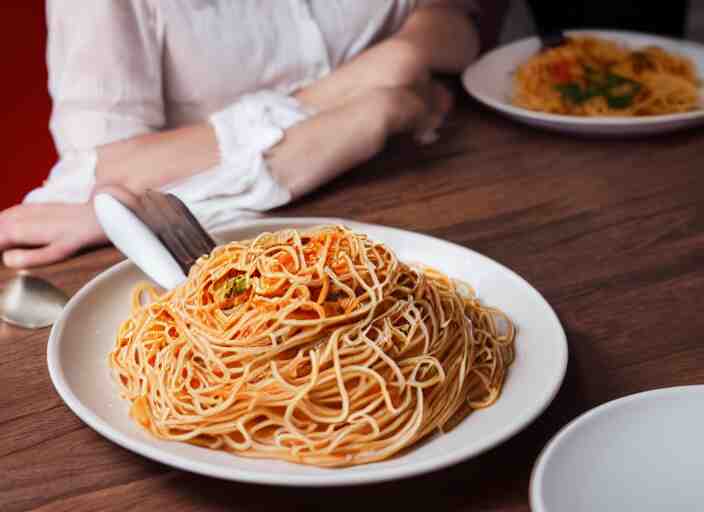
<box><xmin>94</xmin><ymin>193</ymin><xmax>188</xmax><ymax>290</ymax></box>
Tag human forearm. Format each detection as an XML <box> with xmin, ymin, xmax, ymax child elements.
<box><xmin>271</xmin><ymin>82</ymin><xmax>450</xmax><ymax>198</ymax></box>
<box><xmin>267</xmin><ymin>92</ymin><xmax>392</xmax><ymax>198</ymax></box>
<box><xmin>94</xmin><ymin>88</ymin><xmax>427</xmax><ymax>203</ymax></box>
<box><xmin>96</xmin><ymin>76</ymin><xmax>439</xmax><ymax>201</ymax></box>
<box><xmin>295</xmin><ymin>5</ymin><xmax>478</xmax><ymax>113</ymax></box>
<box><xmin>95</xmin><ymin>122</ymin><xmax>219</xmax><ymax>194</ymax></box>
<box><xmin>395</xmin><ymin>4</ymin><xmax>480</xmax><ymax>73</ymax></box>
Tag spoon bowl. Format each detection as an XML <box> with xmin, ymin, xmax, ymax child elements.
<box><xmin>0</xmin><ymin>273</ymin><xmax>69</xmax><ymax>329</ymax></box>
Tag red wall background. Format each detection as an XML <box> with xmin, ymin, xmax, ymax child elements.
<box><xmin>2</xmin><ymin>3</ymin><xmax>56</xmax><ymax>209</ymax></box>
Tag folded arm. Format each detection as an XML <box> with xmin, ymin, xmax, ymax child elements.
<box><xmin>98</xmin><ymin>2</ymin><xmax>480</xmax><ymax>194</ymax></box>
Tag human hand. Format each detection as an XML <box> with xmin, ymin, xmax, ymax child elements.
<box><xmin>0</xmin><ymin>201</ymin><xmax>106</xmax><ymax>268</ymax></box>
<box><xmin>381</xmin><ymin>78</ymin><xmax>454</xmax><ymax>143</ymax></box>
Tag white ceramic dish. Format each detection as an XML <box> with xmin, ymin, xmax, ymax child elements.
<box><xmin>462</xmin><ymin>29</ymin><xmax>704</xmax><ymax>136</ymax></box>
<box><xmin>47</xmin><ymin>218</ymin><xmax>568</xmax><ymax>486</ymax></box>
<box><xmin>531</xmin><ymin>386</ymin><xmax>704</xmax><ymax>511</ymax></box>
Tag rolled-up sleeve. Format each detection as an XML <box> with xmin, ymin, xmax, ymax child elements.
<box><xmin>26</xmin><ymin>0</ymin><xmax>164</xmax><ymax>203</ymax></box>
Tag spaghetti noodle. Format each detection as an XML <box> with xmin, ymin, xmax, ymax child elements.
<box><xmin>513</xmin><ymin>36</ymin><xmax>700</xmax><ymax>116</ymax></box>
<box><xmin>109</xmin><ymin>226</ymin><xmax>515</xmax><ymax>467</ymax></box>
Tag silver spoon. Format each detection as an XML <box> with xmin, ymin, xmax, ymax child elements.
<box><xmin>0</xmin><ymin>272</ymin><xmax>69</xmax><ymax>329</ymax></box>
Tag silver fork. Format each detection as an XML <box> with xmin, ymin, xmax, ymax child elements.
<box><xmin>136</xmin><ymin>190</ymin><xmax>216</xmax><ymax>274</ymax></box>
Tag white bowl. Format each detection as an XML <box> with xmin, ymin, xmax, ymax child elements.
<box><xmin>531</xmin><ymin>386</ymin><xmax>704</xmax><ymax>511</ymax></box>
<box><xmin>463</xmin><ymin>30</ymin><xmax>704</xmax><ymax>136</ymax></box>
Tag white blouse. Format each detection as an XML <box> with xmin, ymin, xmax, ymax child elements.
<box><xmin>28</xmin><ymin>0</ymin><xmax>473</xmax><ymax>229</ymax></box>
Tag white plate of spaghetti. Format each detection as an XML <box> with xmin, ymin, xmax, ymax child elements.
<box><xmin>462</xmin><ymin>30</ymin><xmax>704</xmax><ymax>136</ymax></box>
<box><xmin>47</xmin><ymin>218</ymin><xmax>567</xmax><ymax>486</ymax></box>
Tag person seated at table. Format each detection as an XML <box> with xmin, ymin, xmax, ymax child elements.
<box><xmin>0</xmin><ymin>0</ymin><xmax>499</xmax><ymax>269</ymax></box>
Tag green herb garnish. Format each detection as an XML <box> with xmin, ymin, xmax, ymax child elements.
<box><xmin>555</xmin><ymin>82</ymin><xmax>592</xmax><ymax>104</ymax></box>
<box><xmin>554</xmin><ymin>67</ymin><xmax>642</xmax><ymax>109</ymax></box>
<box><xmin>605</xmin><ymin>91</ymin><xmax>637</xmax><ymax>109</ymax></box>
<box><xmin>225</xmin><ymin>275</ymin><xmax>249</xmax><ymax>298</ymax></box>
<box><xmin>213</xmin><ymin>274</ymin><xmax>250</xmax><ymax>302</ymax></box>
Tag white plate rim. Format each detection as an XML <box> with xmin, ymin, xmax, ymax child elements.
<box><xmin>47</xmin><ymin>217</ymin><xmax>568</xmax><ymax>486</ymax></box>
<box><xmin>529</xmin><ymin>384</ymin><xmax>704</xmax><ymax>511</ymax></box>
<box><xmin>463</xmin><ymin>29</ymin><xmax>704</xmax><ymax>127</ymax></box>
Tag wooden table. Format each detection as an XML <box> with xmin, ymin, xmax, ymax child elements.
<box><xmin>3</xmin><ymin>95</ymin><xmax>704</xmax><ymax>511</ymax></box>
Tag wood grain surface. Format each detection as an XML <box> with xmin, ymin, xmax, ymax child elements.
<box><xmin>2</xmin><ymin>95</ymin><xmax>704</xmax><ymax>511</ymax></box>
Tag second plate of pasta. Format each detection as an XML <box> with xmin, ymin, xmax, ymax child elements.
<box><xmin>463</xmin><ymin>30</ymin><xmax>704</xmax><ymax>136</ymax></box>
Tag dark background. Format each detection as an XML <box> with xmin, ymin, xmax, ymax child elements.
<box><xmin>2</xmin><ymin>3</ymin><xmax>54</xmax><ymax>209</ymax></box>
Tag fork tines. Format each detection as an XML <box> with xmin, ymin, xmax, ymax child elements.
<box><xmin>139</xmin><ymin>190</ymin><xmax>216</xmax><ymax>275</ymax></box>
